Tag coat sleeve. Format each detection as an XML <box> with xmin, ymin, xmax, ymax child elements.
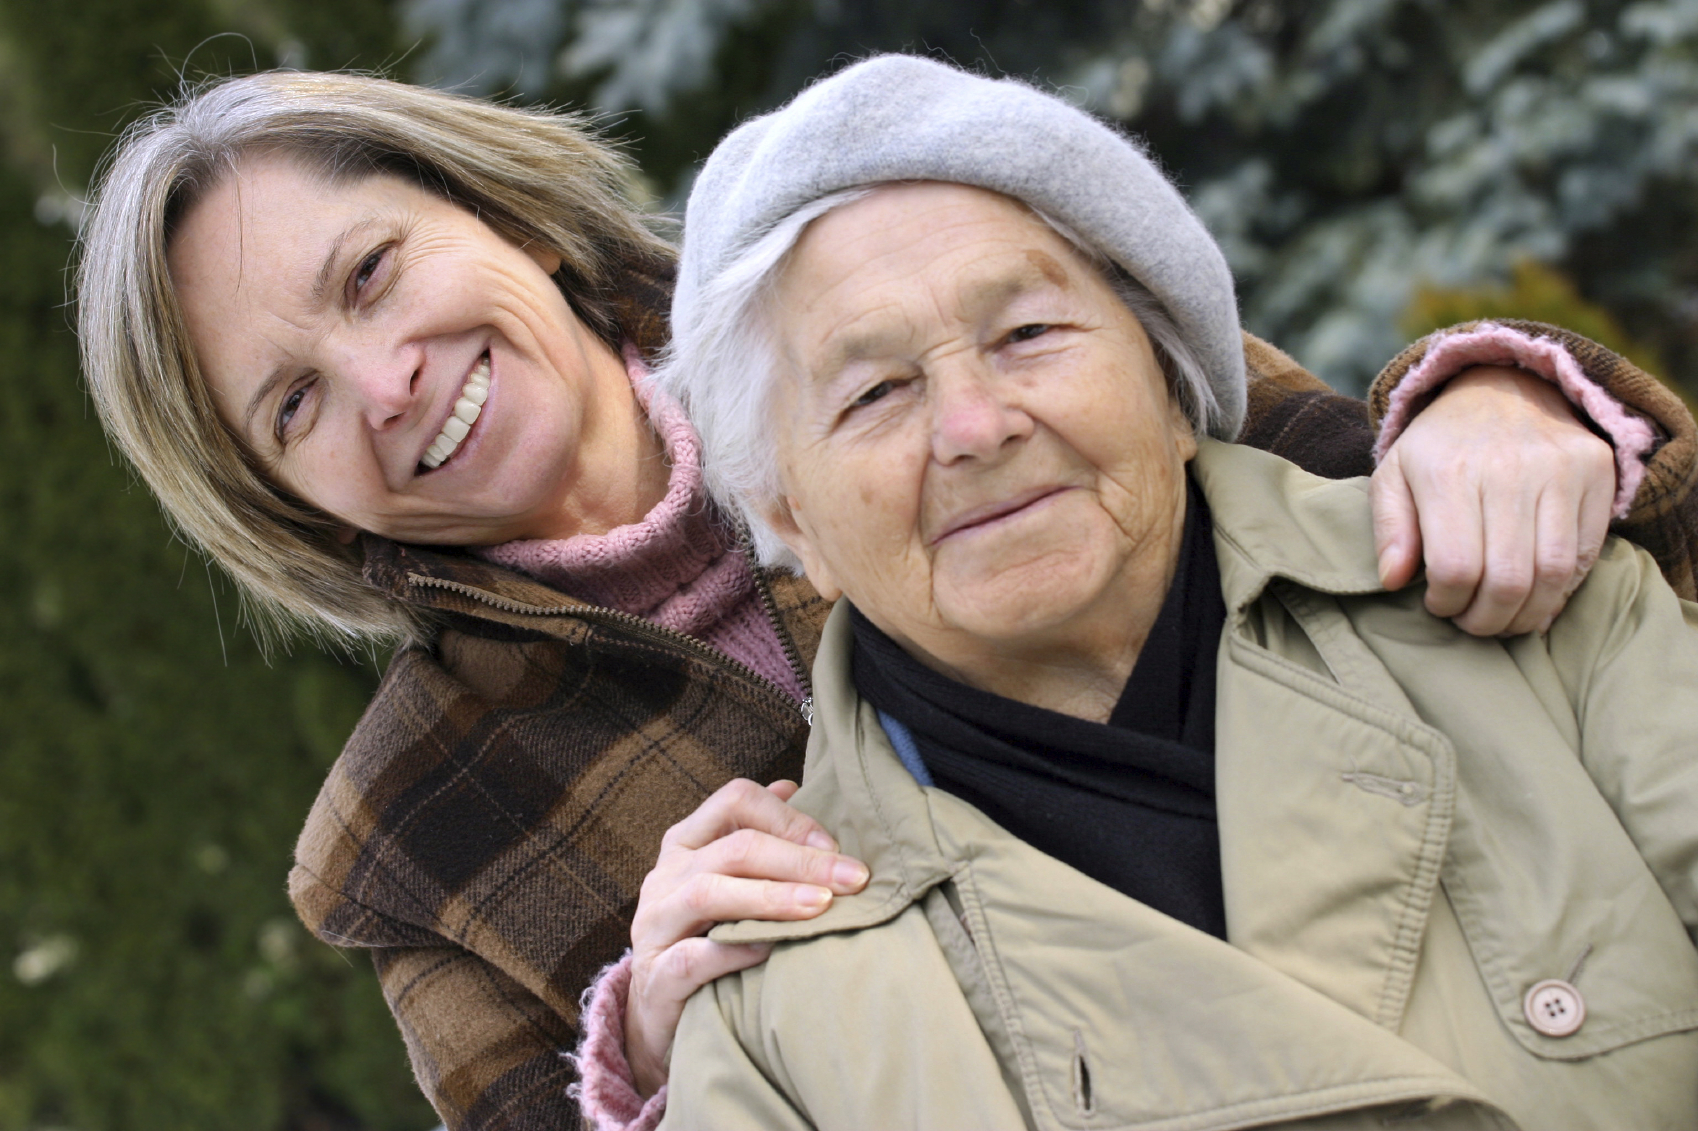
<box><xmin>1544</xmin><ymin>538</ymin><xmax>1698</xmax><ymax>938</ymax></box>
<box><xmin>1366</xmin><ymin>319</ymin><xmax>1698</xmax><ymax>600</ymax></box>
<box><xmin>369</xmin><ymin>944</ymin><xmax>585</xmax><ymax>1130</ymax></box>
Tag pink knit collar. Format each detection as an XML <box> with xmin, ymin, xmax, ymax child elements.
<box><xmin>473</xmin><ymin>348</ymin><xmax>755</xmax><ymax>636</ymax></box>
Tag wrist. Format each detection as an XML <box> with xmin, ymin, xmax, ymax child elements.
<box><xmin>625</xmin><ymin>1003</ymin><xmax>669</xmax><ymax>1099</ymax></box>
<box><xmin>1376</xmin><ymin>323</ymin><xmax>1656</xmax><ymax>517</ymax></box>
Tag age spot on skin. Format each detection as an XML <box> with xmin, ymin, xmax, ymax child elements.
<box><xmin>1025</xmin><ymin>249</ymin><xmax>1069</xmax><ymax>290</ymax></box>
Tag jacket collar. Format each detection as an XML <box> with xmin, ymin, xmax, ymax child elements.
<box><xmin>361</xmin><ymin>533</ymin><xmax>599</xmax><ymax>614</ymax></box>
<box><xmin>1189</xmin><ymin>438</ymin><xmax>1388</xmax><ymax>615</ymax></box>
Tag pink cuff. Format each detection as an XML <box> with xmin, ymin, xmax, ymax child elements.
<box><xmin>565</xmin><ymin>952</ymin><xmax>667</xmax><ymax>1131</ymax></box>
<box><xmin>1374</xmin><ymin>323</ymin><xmax>1656</xmax><ymax>519</ymax></box>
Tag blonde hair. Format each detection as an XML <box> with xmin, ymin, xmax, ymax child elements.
<box><xmin>77</xmin><ymin>71</ymin><xmax>676</xmax><ymax>649</ymax></box>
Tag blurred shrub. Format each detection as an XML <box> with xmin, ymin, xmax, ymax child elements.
<box><xmin>1406</xmin><ymin>259</ymin><xmax>1675</xmax><ymax>383</ymax></box>
<box><xmin>0</xmin><ymin>1</ymin><xmax>434</xmax><ymax>1128</ymax></box>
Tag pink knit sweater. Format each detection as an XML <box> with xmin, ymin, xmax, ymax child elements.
<box><xmin>564</xmin><ymin>326</ymin><xmax>1641</xmax><ymax>1131</ymax></box>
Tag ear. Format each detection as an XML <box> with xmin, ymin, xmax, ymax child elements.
<box><xmin>335</xmin><ymin>524</ymin><xmax>361</xmax><ymax>546</ymax></box>
<box><xmin>1169</xmin><ymin>393</ymin><xmax>1199</xmax><ymax>463</ymax></box>
<box><xmin>525</xmin><ymin>243</ymin><xmax>563</xmax><ymax>276</ymax></box>
<box><xmin>761</xmin><ymin>495</ymin><xmax>842</xmax><ymax>602</ymax></box>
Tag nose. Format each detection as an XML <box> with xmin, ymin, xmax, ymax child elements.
<box><xmin>337</xmin><ymin>340</ymin><xmax>424</xmax><ymax>431</ymax></box>
<box><xmin>929</xmin><ymin>363</ymin><xmax>1033</xmax><ymax>465</ymax></box>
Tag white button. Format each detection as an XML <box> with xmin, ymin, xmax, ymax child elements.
<box><xmin>1524</xmin><ymin>979</ymin><xmax>1585</xmax><ymax>1037</ymax></box>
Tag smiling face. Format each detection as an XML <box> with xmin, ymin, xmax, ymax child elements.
<box><xmin>763</xmin><ymin>182</ymin><xmax>1198</xmax><ymax>714</ymax></box>
<box><xmin>168</xmin><ymin>153</ymin><xmax>667</xmax><ymax>546</ymax></box>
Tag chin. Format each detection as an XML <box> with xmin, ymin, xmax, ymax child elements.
<box><xmin>935</xmin><ymin>559</ymin><xmax>1115</xmax><ymax>641</ymax></box>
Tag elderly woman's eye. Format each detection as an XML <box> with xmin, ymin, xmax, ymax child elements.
<box><xmin>1008</xmin><ymin>323</ymin><xmax>1052</xmax><ymax>343</ymax></box>
<box><xmin>851</xmin><ymin>380</ymin><xmax>895</xmax><ymax>408</ymax></box>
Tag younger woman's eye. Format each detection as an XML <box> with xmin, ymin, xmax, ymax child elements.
<box><xmin>352</xmin><ymin>247</ymin><xmax>387</xmax><ymax>295</ymax></box>
<box><xmin>277</xmin><ymin>381</ymin><xmax>312</xmax><ymax>439</ymax></box>
<box><xmin>1008</xmin><ymin>323</ymin><xmax>1052</xmax><ymax>343</ymax></box>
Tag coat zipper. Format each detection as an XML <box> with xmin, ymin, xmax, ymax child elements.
<box><xmin>406</xmin><ymin>571</ymin><xmax>814</xmax><ymax>724</ymax></box>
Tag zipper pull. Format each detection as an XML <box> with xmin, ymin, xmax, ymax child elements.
<box><xmin>799</xmin><ymin>696</ymin><xmax>814</xmax><ymax>726</ymax></box>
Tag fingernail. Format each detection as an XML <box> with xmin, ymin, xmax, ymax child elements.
<box><xmin>796</xmin><ymin>886</ymin><xmax>832</xmax><ymax>911</ymax></box>
<box><xmin>832</xmin><ymin>859</ymin><xmax>870</xmax><ymax>888</ymax></box>
<box><xmin>805</xmin><ymin>831</ymin><xmax>837</xmax><ymax>852</ymax></box>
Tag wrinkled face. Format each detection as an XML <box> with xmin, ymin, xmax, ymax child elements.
<box><xmin>170</xmin><ymin>153</ymin><xmax>660</xmax><ymax>546</ymax></box>
<box><xmin>764</xmin><ymin>182</ymin><xmax>1197</xmax><ymax>674</ymax></box>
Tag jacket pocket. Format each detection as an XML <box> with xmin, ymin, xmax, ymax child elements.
<box><xmin>1442</xmin><ymin>783</ymin><xmax>1698</xmax><ymax>1060</ymax></box>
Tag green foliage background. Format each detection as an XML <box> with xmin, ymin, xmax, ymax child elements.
<box><xmin>0</xmin><ymin>3</ymin><xmax>436</xmax><ymax>1128</ymax></box>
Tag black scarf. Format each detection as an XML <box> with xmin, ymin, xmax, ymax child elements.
<box><xmin>851</xmin><ymin>476</ymin><xmax>1228</xmax><ymax>936</ymax></box>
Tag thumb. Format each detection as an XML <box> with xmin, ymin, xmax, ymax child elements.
<box><xmin>1371</xmin><ymin>453</ymin><xmax>1422</xmax><ymax>591</ymax></box>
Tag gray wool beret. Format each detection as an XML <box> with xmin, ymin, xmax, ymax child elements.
<box><xmin>672</xmin><ymin>53</ymin><xmax>1246</xmax><ymax>438</ymax></box>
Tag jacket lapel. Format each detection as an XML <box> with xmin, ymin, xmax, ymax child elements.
<box><xmin>1199</xmin><ymin>441</ymin><xmax>1456</xmax><ymax>1031</ymax></box>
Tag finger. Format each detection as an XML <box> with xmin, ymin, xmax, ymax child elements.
<box><xmin>1370</xmin><ymin>454</ymin><xmax>1423</xmax><ymax>591</ymax></box>
<box><xmin>1451</xmin><ymin>478</ymin><xmax>1536</xmax><ymax>636</ymax></box>
<box><xmin>662</xmin><ymin>777</ymin><xmax>836</xmax><ymax>854</ymax></box>
<box><xmin>1574</xmin><ymin>465</ymin><xmax>1613</xmax><ymax>580</ymax></box>
<box><xmin>637</xmin><ymin>937</ymin><xmax>774</xmax><ymax>1012</ymax></box>
<box><xmin>633</xmin><ymin>872</ymin><xmax>837</xmax><ymax>953</ymax></box>
<box><xmin>627</xmin><ymin>937</ymin><xmax>773</xmax><ymax>1092</ymax></box>
<box><xmin>1416</xmin><ymin>478</ymin><xmax>1486</xmax><ymax>621</ymax></box>
<box><xmin>1534</xmin><ymin>469</ymin><xmax>1614</xmax><ymax>634</ymax></box>
<box><xmin>689</xmin><ymin>826</ymin><xmax>868</xmax><ymax>891</ymax></box>
<box><xmin>1500</xmin><ymin>484</ymin><xmax>1580</xmax><ymax>636</ymax></box>
<box><xmin>765</xmin><ymin>779</ymin><xmax>801</xmax><ymax>802</ymax></box>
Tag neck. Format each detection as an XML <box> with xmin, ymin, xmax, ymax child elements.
<box><xmin>525</xmin><ymin>350</ymin><xmax>673</xmax><ymax>542</ymax></box>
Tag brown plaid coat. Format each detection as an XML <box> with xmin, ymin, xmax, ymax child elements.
<box><xmin>289</xmin><ymin>326</ymin><xmax>1698</xmax><ymax>1131</ymax></box>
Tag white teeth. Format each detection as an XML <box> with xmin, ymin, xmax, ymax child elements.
<box><xmin>420</xmin><ymin>356</ymin><xmax>490</xmax><ymax>470</ymax></box>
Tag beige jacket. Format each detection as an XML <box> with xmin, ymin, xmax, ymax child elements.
<box><xmin>659</xmin><ymin>441</ymin><xmax>1698</xmax><ymax>1131</ymax></box>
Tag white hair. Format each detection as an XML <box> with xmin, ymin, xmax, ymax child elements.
<box><xmin>653</xmin><ymin>186</ymin><xmax>1218</xmax><ymax>571</ymax></box>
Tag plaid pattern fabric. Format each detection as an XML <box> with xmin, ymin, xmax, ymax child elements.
<box><xmin>289</xmin><ymin>328</ymin><xmax>1698</xmax><ymax>1131</ymax></box>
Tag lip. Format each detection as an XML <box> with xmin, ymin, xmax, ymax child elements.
<box><xmin>415</xmin><ymin>349</ymin><xmax>491</xmax><ymax>475</ymax></box>
<box><xmin>931</xmin><ymin>486</ymin><xmax>1070</xmax><ymax>545</ymax></box>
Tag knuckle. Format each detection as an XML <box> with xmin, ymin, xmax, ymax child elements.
<box><xmin>1533</xmin><ymin>546</ymin><xmax>1577</xmax><ymax>584</ymax></box>
<box><xmin>1480</xmin><ymin>566</ymin><xmax>1533</xmax><ymax>605</ymax></box>
<box><xmin>680</xmin><ymin>873</ymin><xmax>723</xmax><ymax>918</ymax></box>
<box><xmin>719</xmin><ymin>827</ymin><xmax>766</xmax><ymax>867</ymax></box>
<box><xmin>722</xmin><ymin>777</ymin><xmax>764</xmax><ymax>807</ymax></box>
<box><xmin>1424</xmin><ymin>552</ymin><xmax>1477</xmax><ymax>591</ymax></box>
<box><xmin>659</xmin><ymin>940</ymin><xmax>701</xmax><ymax>988</ymax></box>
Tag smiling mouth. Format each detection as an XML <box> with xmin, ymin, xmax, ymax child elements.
<box><xmin>420</xmin><ymin>354</ymin><xmax>490</xmax><ymax>471</ymax></box>
<box><xmin>934</xmin><ymin>487</ymin><xmax>1068</xmax><ymax>544</ymax></box>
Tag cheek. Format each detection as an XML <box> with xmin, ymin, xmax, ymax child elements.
<box><xmin>793</xmin><ymin>449</ymin><xmax>927</xmax><ymax>576</ymax></box>
<box><xmin>276</xmin><ymin>428</ymin><xmax>386</xmax><ymax>517</ymax></box>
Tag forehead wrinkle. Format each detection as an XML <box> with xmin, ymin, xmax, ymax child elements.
<box><xmin>807</xmin><ymin>252</ymin><xmax>1070</xmax><ymax>380</ymax></box>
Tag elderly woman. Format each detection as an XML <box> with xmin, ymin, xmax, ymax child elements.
<box><xmin>74</xmin><ymin>68</ymin><xmax>1695</xmax><ymax>1130</ymax></box>
<box><xmin>653</xmin><ymin>55</ymin><xmax>1698</xmax><ymax>1129</ymax></box>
